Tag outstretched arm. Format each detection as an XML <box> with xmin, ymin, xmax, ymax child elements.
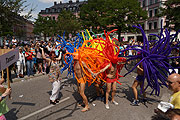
<box><xmin>40</xmin><ymin>47</ymin><xmax>51</xmax><ymax>62</ymax></box>
<box><xmin>81</xmin><ymin>61</ymin><xmax>94</xmax><ymax>74</ymax></box>
<box><xmin>95</xmin><ymin>63</ymin><xmax>111</xmax><ymax>76</ymax></box>
<box><xmin>56</xmin><ymin>51</ymin><xmax>62</xmax><ymax>61</ymax></box>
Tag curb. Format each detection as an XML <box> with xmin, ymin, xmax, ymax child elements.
<box><xmin>11</xmin><ymin>73</ymin><xmax>45</xmax><ymax>83</ymax></box>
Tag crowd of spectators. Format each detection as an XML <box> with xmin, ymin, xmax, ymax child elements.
<box><xmin>0</xmin><ymin>37</ymin><xmax>179</xmax><ymax>82</ymax></box>
<box><xmin>0</xmin><ymin>36</ymin><xmax>66</xmax><ymax>82</ymax></box>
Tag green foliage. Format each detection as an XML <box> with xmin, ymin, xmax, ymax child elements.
<box><xmin>80</xmin><ymin>0</ymin><xmax>147</xmax><ymax>40</ymax></box>
<box><xmin>80</xmin><ymin>0</ymin><xmax>106</xmax><ymax>32</ymax></box>
<box><xmin>57</xmin><ymin>10</ymin><xmax>81</xmax><ymax>37</ymax></box>
<box><xmin>0</xmin><ymin>0</ymin><xmax>35</xmax><ymax>36</ymax></box>
<box><xmin>160</xmin><ymin>0</ymin><xmax>180</xmax><ymax>31</ymax></box>
<box><xmin>33</xmin><ymin>15</ymin><xmax>54</xmax><ymax>40</ymax></box>
<box><xmin>34</xmin><ymin>10</ymin><xmax>81</xmax><ymax>39</ymax></box>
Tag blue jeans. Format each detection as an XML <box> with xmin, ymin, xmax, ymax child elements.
<box><xmin>27</xmin><ymin>60</ymin><xmax>34</xmax><ymax>76</ymax></box>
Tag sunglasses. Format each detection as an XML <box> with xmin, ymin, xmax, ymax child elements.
<box><xmin>167</xmin><ymin>80</ymin><xmax>175</xmax><ymax>84</ymax></box>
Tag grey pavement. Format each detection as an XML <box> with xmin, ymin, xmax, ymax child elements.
<box><xmin>4</xmin><ymin>68</ymin><xmax>171</xmax><ymax>120</ymax></box>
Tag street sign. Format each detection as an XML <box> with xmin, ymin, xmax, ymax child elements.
<box><xmin>0</xmin><ymin>48</ymin><xmax>19</xmax><ymax>71</ymax></box>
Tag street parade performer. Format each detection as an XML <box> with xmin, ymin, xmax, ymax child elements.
<box><xmin>58</xmin><ymin>29</ymin><xmax>126</xmax><ymax>111</ymax></box>
<box><xmin>121</xmin><ymin>22</ymin><xmax>180</xmax><ymax>107</ymax></box>
<box><xmin>90</xmin><ymin>30</ymin><xmax>126</xmax><ymax>109</ymax></box>
<box><xmin>72</xmin><ymin>51</ymin><xmax>94</xmax><ymax>112</ymax></box>
<box><xmin>40</xmin><ymin>47</ymin><xmax>62</xmax><ymax>105</ymax></box>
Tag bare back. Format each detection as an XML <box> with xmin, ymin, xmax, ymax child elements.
<box><xmin>106</xmin><ymin>63</ymin><xmax>117</xmax><ymax>79</ymax></box>
<box><xmin>137</xmin><ymin>62</ymin><xmax>144</xmax><ymax>76</ymax></box>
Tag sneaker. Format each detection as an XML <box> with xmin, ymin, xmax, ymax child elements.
<box><xmin>142</xmin><ymin>98</ymin><xmax>147</xmax><ymax>102</ymax></box>
<box><xmin>112</xmin><ymin>101</ymin><xmax>119</xmax><ymax>105</ymax></box>
<box><xmin>105</xmin><ymin>104</ymin><xmax>110</xmax><ymax>109</ymax></box>
<box><xmin>130</xmin><ymin>100</ymin><xmax>140</xmax><ymax>106</ymax></box>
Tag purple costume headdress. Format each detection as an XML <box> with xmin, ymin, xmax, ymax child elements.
<box><xmin>122</xmin><ymin>21</ymin><xmax>180</xmax><ymax>96</ymax></box>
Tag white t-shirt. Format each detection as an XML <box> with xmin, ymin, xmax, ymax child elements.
<box><xmin>12</xmin><ymin>39</ymin><xmax>17</xmax><ymax>45</ymax></box>
<box><xmin>46</xmin><ymin>46</ymin><xmax>52</xmax><ymax>51</ymax></box>
<box><xmin>129</xmin><ymin>50</ymin><xmax>133</xmax><ymax>56</ymax></box>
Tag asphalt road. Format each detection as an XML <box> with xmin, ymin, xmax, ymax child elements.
<box><xmin>4</xmin><ymin>68</ymin><xmax>171</xmax><ymax>120</ymax></box>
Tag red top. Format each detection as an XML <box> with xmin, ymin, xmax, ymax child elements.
<box><xmin>25</xmin><ymin>52</ymin><xmax>33</xmax><ymax>60</ymax></box>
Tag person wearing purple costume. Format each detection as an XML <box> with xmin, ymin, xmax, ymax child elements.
<box><xmin>131</xmin><ymin>59</ymin><xmax>146</xmax><ymax>106</ymax></box>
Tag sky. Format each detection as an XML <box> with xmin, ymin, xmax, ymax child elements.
<box><xmin>21</xmin><ymin>0</ymin><xmax>82</xmax><ymax>21</ymax></box>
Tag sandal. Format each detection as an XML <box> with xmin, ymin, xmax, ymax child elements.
<box><xmin>81</xmin><ymin>107</ymin><xmax>90</xmax><ymax>112</ymax></box>
<box><xmin>50</xmin><ymin>100</ymin><xmax>57</xmax><ymax>105</ymax></box>
<box><xmin>55</xmin><ymin>99</ymin><xmax>60</xmax><ymax>103</ymax></box>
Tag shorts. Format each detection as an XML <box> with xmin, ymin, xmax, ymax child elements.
<box><xmin>106</xmin><ymin>78</ymin><xmax>117</xmax><ymax>83</ymax></box>
<box><xmin>33</xmin><ymin>58</ymin><xmax>36</xmax><ymax>64</ymax></box>
<box><xmin>37</xmin><ymin>58</ymin><xmax>43</xmax><ymax>63</ymax></box>
<box><xmin>136</xmin><ymin>75</ymin><xmax>145</xmax><ymax>82</ymax></box>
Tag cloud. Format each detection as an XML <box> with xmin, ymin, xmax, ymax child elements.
<box><xmin>38</xmin><ymin>0</ymin><xmax>79</xmax><ymax>4</ymax></box>
<box><xmin>38</xmin><ymin>0</ymin><xmax>56</xmax><ymax>3</ymax></box>
<box><xmin>20</xmin><ymin>11</ymin><xmax>38</xmax><ymax>21</ymax></box>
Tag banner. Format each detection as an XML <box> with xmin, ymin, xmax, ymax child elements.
<box><xmin>0</xmin><ymin>48</ymin><xmax>19</xmax><ymax>71</ymax></box>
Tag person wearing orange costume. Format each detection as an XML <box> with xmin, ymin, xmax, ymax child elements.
<box><xmin>72</xmin><ymin>51</ymin><xmax>96</xmax><ymax>112</ymax></box>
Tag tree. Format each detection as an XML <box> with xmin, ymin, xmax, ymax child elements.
<box><xmin>33</xmin><ymin>15</ymin><xmax>54</xmax><ymax>40</ymax></box>
<box><xmin>56</xmin><ymin>10</ymin><xmax>81</xmax><ymax>37</ymax></box>
<box><xmin>0</xmin><ymin>0</ymin><xmax>35</xmax><ymax>36</ymax></box>
<box><xmin>80</xmin><ymin>0</ymin><xmax>106</xmax><ymax>33</ymax></box>
<box><xmin>80</xmin><ymin>0</ymin><xmax>147</xmax><ymax>41</ymax></box>
<box><xmin>160</xmin><ymin>0</ymin><xmax>180</xmax><ymax>31</ymax></box>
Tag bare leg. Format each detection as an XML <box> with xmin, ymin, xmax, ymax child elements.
<box><xmin>77</xmin><ymin>82</ymin><xmax>80</xmax><ymax>93</ymax></box>
<box><xmin>99</xmin><ymin>86</ymin><xmax>104</xmax><ymax>96</ymax></box>
<box><xmin>111</xmin><ymin>81</ymin><xmax>117</xmax><ymax>102</ymax></box>
<box><xmin>94</xmin><ymin>82</ymin><xmax>100</xmax><ymax>96</ymax></box>
<box><xmin>79</xmin><ymin>83</ymin><xmax>89</xmax><ymax>111</ymax></box>
<box><xmin>139</xmin><ymin>81</ymin><xmax>146</xmax><ymax>98</ymax></box>
<box><xmin>132</xmin><ymin>80</ymin><xmax>139</xmax><ymax>100</ymax></box>
<box><xmin>106</xmin><ymin>83</ymin><xmax>111</xmax><ymax>104</ymax></box>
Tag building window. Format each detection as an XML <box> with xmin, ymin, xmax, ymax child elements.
<box><xmin>53</xmin><ymin>16</ymin><xmax>55</xmax><ymax>20</ymax></box>
<box><xmin>155</xmin><ymin>0</ymin><xmax>158</xmax><ymax>3</ymax></box>
<box><xmin>154</xmin><ymin>9</ymin><xmax>158</xmax><ymax>16</ymax></box>
<box><xmin>149</xmin><ymin>0</ymin><xmax>153</xmax><ymax>5</ymax></box>
<box><xmin>143</xmin><ymin>0</ymin><xmax>146</xmax><ymax>7</ymax></box>
<box><xmin>73</xmin><ymin>6</ymin><xmax>76</xmax><ymax>11</ymax></box>
<box><xmin>58</xmin><ymin>8</ymin><xmax>61</xmax><ymax>12</ymax></box>
<box><xmin>142</xmin><ymin>24</ymin><xmax>145</xmax><ymax>30</ymax></box>
<box><xmin>149</xmin><ymin>10</ymin><xmax>153</xmax><ymax>17</ymax></box>
<box><xmin>46</xmin><ymin>9</ymin><xmax>49</xmax><ymax>13</ymax></box>
<box><xmin>52</xmin><ymin>9</ymin><xmax>55</xmax><ymax>13</ymax></box>
<box><xmin>69</xmin><ymin>7</ymin><xmax>72</xmax><ymax>11</ymax></box>
<box><xmin>149</xmin><ymin>23</ymin><xmax>152</xmax><ymax>30</ymax></box>
<box><xmin>64</xmin><ymin>7</ymin><xmax>66</xmax><ymax>10</ymax></box>
<box><xmin>154</xmin><ymin>22</ymin><xmax>157</xmax><ymax>29</ymax></box>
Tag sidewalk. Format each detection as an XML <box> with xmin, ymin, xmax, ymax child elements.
<box><xmin>10</xmin><ymin>69</ymin><xmax>72</xmax><ymax>83</ymax></box>
<box><xmin>12</xmin><ymin>72</ymin><xmax>45</xmax><ymax>83</ymax></box>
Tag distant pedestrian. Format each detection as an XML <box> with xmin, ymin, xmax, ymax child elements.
<box><xmin>11</xmin><ymin>36</ymin><xmax>17</xmax><ymax>46</ymax></box>
<box><xmin>25</xmin><ymin>48</ymin><xmax>34</xmax><ymax>77</ymax></box>
<box><xmin>17</xmin><ymin>47</ymin><xmax>25</xmax><ymax>78</ymax></box>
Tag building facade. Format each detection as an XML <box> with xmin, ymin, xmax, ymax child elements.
<box><xmin>39</xmin><ymin>0</ymin><xmax>87</xmax><ymax>20</ymax></box>
<box><xmin>39</xmin><ymin>0</ymin><xmax>179</xmax><ymax>42</ymax></box>
<box><xmin>120</xmin><ymin>0</ymin><xmax>178</xmax><ymax>42</ymax></box>
<box><xmin>13</xmin><ymin>15</ymin><xmax>34</xmax><ymax>41</ymax></box>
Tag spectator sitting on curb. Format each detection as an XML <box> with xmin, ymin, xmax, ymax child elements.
<box><xmin>0</xmin><ymin>77</ymin><xmax>11</xmax><ymax>120</ymax></box>
<box><xmin>154</xmin><ymin>73</ymin><xmax>180</xmax><ymax>119</ymax></box>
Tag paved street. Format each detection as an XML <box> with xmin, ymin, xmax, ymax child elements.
<box><xmin>4</xmin><ymin>68</ymin><xmax>171</xmax><ymax>120</ymax></box>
